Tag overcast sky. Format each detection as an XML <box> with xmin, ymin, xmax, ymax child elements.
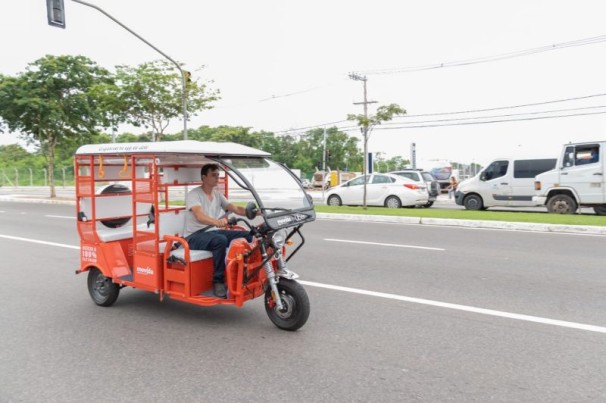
<box><xmin>2</xmin><ymin>0</ymin><xmax>606</xmax><ymax>166</ymax></box>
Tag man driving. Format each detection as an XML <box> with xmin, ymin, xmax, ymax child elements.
<box><xmin>183</xmin><ymin>163</ymin><xmax>252</xmax><ymax>298</ymax></box>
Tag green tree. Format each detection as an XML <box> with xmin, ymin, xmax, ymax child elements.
<box><xmin>385</xmin><ymin>156</ymin><xmax>409</xmax><ymax>171</ymax></box>
<box><xmin>347</xmin><ymin>103</ymin><xmax>406</xmax><ymax>207</ymax></box>
<box><xmin>0</xmin><ymin>55</ymin><xmax>112</xmax><ymax>197</ymax></box>
<box><xmin>298</xmin><ymin>127</ymin><xmax>361</xmax><ymax>173</ymax></box>
<box><xmin>97</xmin><ymin>60</ymin><xmax>219</xmax><ymax>142</ymax></box>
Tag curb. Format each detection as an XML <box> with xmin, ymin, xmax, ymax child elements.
<box><xmin>2</xmin><ymin>196</ymin><xmax>605</xmax><ymax>236</ymax></box>
<box><xmin>315</xmin><ymin>213</ymin><xmax>606</xmax><ymax>236</ymax></box>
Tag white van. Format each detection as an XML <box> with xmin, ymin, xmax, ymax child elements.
<box><xmin>533</xmin><ymin>141</ymin><xmax>606</xmax><ymax>215</ymax></box>
<box><xmin>455</xmin><ymin>158</ymin><xmax>556</xmax><ymax>210</ymax></box>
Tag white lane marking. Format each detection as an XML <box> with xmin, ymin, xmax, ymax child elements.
<box><xmin>299</xmin><ymin>280</ymin><xmax>606</xmax><ymax>334</ymax></box>
<box><xmin>325</xmin><ymin>238</ymin><xmax>445</xmax><ymax>251</ymax></box>
<box><xmin>1</xmin><ymin>234</ymin><xmax>604</xmax><ymax>334</ymax></box>
<box><xmin>45</xmin><ymin>215</ymin><xmax>74</xmax><ymax>219</ymax></box>
<box><xmin>0</xmin><ymin>234</ymin><xmax>79</xmax><ymax>250</ymax></box>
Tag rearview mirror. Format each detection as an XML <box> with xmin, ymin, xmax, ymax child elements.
<box><xmin>245</xmin><ymin>202</ymin><xmax>258</xmax><ymax>220</ymax></box>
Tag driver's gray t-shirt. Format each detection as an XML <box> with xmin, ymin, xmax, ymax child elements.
<box><xmin>183</xmin><ymin>187</ymin><xmax>229</xmax><ymax>237</ymax></box>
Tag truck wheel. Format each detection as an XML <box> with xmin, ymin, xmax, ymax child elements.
<box><xmin>327</xmin><ymin>195</ymin><xmax>342</xmax><ymax>206</ymax></box>
<box><xmin>547</xmin><ymin>194</ymin><xmax>577</xmax><ymax>214</ymax></box>
<box><xmin>593</xmin><ymin>206</ymin><xmax>606</xmax><ymax>216</ymax></box>
<box><xmin>463</xmin><ymin>194</ymin><xmax>483</xmax><ymax>210</ymax></box>
<box><xmin>87</xmin><ymin>268</ymin><xmax>120</xmax><ymax>307</ymax></box>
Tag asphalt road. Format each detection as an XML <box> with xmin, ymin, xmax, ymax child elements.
<box><xmin>1</xmin><ymin>202</ymin><xmax>606</xmax><ymax>402</ymax></box>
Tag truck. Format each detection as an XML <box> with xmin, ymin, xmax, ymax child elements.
<box><xmin>312</xmin><ymin>167</ymin><xmax>357</xmax><ymax>189</ymax></box>
<box><xmin>455</xmin><ymin>157</ymin><xmax>557</xmax><ymax>210</ymax></box>
<box><xmin>533</xmin><ymin>141</ymin><xmax>606</xmax><ymax>215</ymax></box>
<box><xmin>425</xmin><ymin>160</ymin><xmax>456</xmax><ymax>191</ymax></box>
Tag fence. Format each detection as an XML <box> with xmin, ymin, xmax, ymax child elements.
<box><xmin>0</xmin><ymin>166</ymin><xmax>75</xmax><ymax>187</ymax></box>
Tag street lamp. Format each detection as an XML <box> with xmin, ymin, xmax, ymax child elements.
<box><xmin>48</xmin><ymin>0</ymin><xmax>189</xmax><ymax>140</ymax></box>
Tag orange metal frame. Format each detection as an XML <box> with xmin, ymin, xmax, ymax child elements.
<box><xmin>75</xmin><ymin>152</ymin><xmax>265</xmax><ymax>307</ymax></box>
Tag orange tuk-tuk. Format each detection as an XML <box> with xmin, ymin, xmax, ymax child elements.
<box><xmin>74</xmin><ymin>141</ymin><xmax>315</xmax><ymax>330</ymax></box>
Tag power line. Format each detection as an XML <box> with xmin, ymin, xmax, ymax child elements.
<box><xmin>379</xmin><ymin>105</ymin><xmax>606</xmax><ymax>126</ymax></box>
<box><xmin>390</xmin><ymin>93</ymin><xmax>606</xmax><ymax>119</ymax></box>
<box><xmin>273</xmin><ymin>92</ymin><xmax>606</xmax><ymax>134</ymax></box>
<box><xmin>357</xmin><ymin>34</ymin><xmax>606</xmax><ymax>75</ymax></box>
<box><xmin>351</xmin><ymin>110</ymin><xmax>606</xmax><ymax>130</ymax></box>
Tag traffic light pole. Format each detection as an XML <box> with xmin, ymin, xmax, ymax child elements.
<box><xmin>70</xmin><ymin>0</ymin><xmax>188</xmax><ymax>139</ymax></box>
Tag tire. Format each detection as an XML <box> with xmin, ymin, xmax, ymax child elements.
<box><xmin>384</xmin><ymin>196</ymin><xmax>402</xmax><ymax>209</ymax></box>
<box><xmin>594</xmin><ymin>205</ymin><xmax>606</xmax><ymax>216</ymax></box>
<box><xmin>327</xmin><ymin>194</ymin><xmax>342</xmax><ymax>206</ymax></box>
<box><xmin>463</xmin><ymin>194</ymin><xmax>483</xmax><ymax>210</ymax></box>
<box><xmin>547</xmin><ymin>194</ymin><xmax>577</xmax><ymax>214</ymax></box>
<box><xmin>423</xmin><ymin>201</ymin><xmax>434</xmax><ymax>208</ymax></box>
<box><xmin>87</xmin><ymin>268</ymin><xmax>120</xmax><ymax>307</ymax></box>
<box><xmin>265</xmin><ymin>279</ymin><xmax>310</xmax><ymax>331</ymax></box>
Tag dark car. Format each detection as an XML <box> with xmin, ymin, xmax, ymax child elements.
<box><xmin>388</xmin><ymin>169</ymin><xmax>440</xmax><ymax>207</ymax></box>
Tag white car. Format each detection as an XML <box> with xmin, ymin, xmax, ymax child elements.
<box><xmin>325</xmin><ymin>173</ymin><xmax>429</xmax><ymax>208</ymax></box>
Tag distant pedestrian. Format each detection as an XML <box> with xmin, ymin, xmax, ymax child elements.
<box><xmin>447</xmin><ymin>176</ymin><xmax>458</xmax><ymax>199</ymax></box>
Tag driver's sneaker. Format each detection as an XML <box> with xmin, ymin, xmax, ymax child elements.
<box><xmin>213</xmin><ymin>283</ymin><xmax>227</xmax><ymax>298</ymax></box>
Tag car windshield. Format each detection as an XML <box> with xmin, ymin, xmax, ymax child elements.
<box><xmin>219</xmin><ymin>157</ymin><xmax>312</xmax><ymax>211</ymax></box>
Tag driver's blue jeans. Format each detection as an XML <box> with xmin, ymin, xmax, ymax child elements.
<box><xmin>186</xmin><ymin>230</ymin><xmax>252</xmax><ymax>284</ymax></box>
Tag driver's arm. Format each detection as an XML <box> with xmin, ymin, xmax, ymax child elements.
<box><xmin>190</xmin><ymin>205</ymin><xmax>227</xmax><ymax>228</ymax></box>
<box><xmin>225</xmin><ymin>203</ymin><xmax>246</xmax><ymax>216</ymax></box>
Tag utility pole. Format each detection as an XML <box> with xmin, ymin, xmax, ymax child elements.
<box><xmin>349</xmin><ymin>73</ymin><xmax>377</xmax><ymax>209</ymax></box>
<box><xmin>322</xmin><ymin>127</ymin><xmax>327</xmax><ymax>172</ymax></box>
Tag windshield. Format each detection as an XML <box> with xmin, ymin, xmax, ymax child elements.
<box><xmin>219</xmin><ymin>157</ymin><xmax>313</xmax><ymax>212</ymax></box>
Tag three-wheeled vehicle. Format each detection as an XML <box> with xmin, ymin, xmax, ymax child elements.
<box><xmin>74</xmin><ymin>141</ymin><xmax>316</xmax><ymax>330</ymax></box>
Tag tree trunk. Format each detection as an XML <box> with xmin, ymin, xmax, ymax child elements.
<box><xmin>48</xmin><ymin>137</ymin><xmax>57</xmax><ymax>198</ymax></box>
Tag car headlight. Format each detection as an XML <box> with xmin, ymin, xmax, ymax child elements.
<box><xmin>272</xmin><ymin>229</ymin><xmax>288</xmax><ymax>248</ymax></box>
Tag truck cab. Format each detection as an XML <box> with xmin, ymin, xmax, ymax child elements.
<box><xmin>533</xmin><ymin>141</ymin><xmax>606</xmax><ymax>215</ymax></box>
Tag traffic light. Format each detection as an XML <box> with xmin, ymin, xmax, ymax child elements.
<box><xmin>46</xmin><ymin>0</ymin><xmax>66</xmax><ymax>29</ymax></box>
<box><xmin>184</xmin><ymin>70</ymin><xmax>192</xmax><ymax>84</ymax></box>
<box><xmin>327</xmin><ymin>149</ymin><xmax>332</xmax><ymax>160</ymax></box>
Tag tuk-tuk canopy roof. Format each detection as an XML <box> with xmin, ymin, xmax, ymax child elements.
<box><xmin>75</xmin><ymin>140</ymin><xmax>271</xmax><ymax>158</ymax></box>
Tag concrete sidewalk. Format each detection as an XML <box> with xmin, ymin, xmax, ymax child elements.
<box><xmin>1</xmin><ymin>187</ymin><xmax>605</xmax><ymax>235</ymax></box>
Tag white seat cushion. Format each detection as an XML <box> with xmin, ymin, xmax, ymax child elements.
<box><xmin>170</xmin><ymin>248</ymin><xmax>212</xmax><ymax>262</ymax></box>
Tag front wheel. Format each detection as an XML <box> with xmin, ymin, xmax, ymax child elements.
<box><xmin>265</xmin><ymin>279</ymin><xmax>310</xmax><ymax>331</ymax></box>
<box><xmin>87</xmin><ymin>268</ymin><xmax>120</xmax><ymax>307</ymax></box>
<box><xmin>547</xmin><ymin>194</ymin><xmax>577</xmax><ymax>214</ymax></box>
<box><xmin>327</xmin><ymin>194</ymin><xmax>342</xmax><ymax>206</ymax></box>
<box><xmin>463</xmin><ymin>194</ymin><xmax>483</xmax><ymax>210</ymax></box>
<box><xmin>423</xmin><ymin>201</ymin><xmax>434</xmax><ymax>208</ymax></box>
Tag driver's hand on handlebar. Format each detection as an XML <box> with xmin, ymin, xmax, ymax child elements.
<box><xmin>215</xmin><ymin>217</ymin><xmax>228</xmax><ymax>228</ymax></box>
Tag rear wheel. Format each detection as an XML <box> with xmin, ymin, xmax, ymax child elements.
<box><xmin>384</xmin><ymin>196</ymin><xmax>402</xmax><ymax>209</ymax></box>
<box><xmin>423</xmin><ymin>201</ymin><xmax>434</xmax><ymax>208</ymax></box>
<box><xmin>87</xmin><ymin>268</ymin><xmax>120</xmax><ymax>307</ymax></box>
<box><xmin>547</xmin><ymin>194</ymin><xmax>577</xmax><ymax>214</ymax></box>
<box><xmin>265</xmin><ymin>279</ymin><xmax>310</xmax><ymax>331</ymax></box>
<box><xmin>463</xmin><ymin>194</ymin><xmax>483</xmax><ymax>210</ymax></box>
<box><xmin>327</xmin><ymin>194</ymin><xmax>342</xmax><ymax>206</ymax></box>
<box><xmin>594</xmin><ymin>205</ymin><xmax>606</xmax><ymax>216</ymax></box>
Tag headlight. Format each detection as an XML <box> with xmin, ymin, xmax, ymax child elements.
<box><xmin>272</xmin><ymin>229</ymin><xmax>288</xmax><ymax>248</ymax></box>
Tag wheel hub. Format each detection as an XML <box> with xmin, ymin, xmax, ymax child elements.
<box><xmin>274</xmin><ymin>293</ymin><xmax>296</xmax><ymax>319</ymax></box>
<box><xmin>94</xmin><ymin>276</ymin><xmax>110</xmax><ymax>296</ymax></box>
